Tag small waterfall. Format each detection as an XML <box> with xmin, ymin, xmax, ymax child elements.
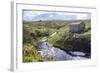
<box><xmin>37</xmin><ymin>37</ymin><xmax>89</xmax><ymax>61</ymax></box>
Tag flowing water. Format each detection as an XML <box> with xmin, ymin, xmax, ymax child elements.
<box><xmin>38</xmin><ymin>39</ymin><xmax>89</xmax><ymax>61</ymax></box>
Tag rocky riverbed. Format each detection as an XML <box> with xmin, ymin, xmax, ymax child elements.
<box><xmin>37</xmin><ymin>39</ymin><xmax>89</xmax><ymax>61</ymax></box>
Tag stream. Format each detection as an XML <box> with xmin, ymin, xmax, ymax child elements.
<box><xmin>37</xmin><ymin>38</ymin><xmax>89</xmax><ymax>61</ymax></box>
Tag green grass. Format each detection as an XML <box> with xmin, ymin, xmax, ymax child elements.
<box><xmin>48</xmin><ymin>20</ymin><xmax>91</xmax><ymax>51</ymax></box>
<box><xmin>84</xmin><ymin>20</ymin><xmax>91</xmax><ymax>30</ymax></box>
<box><xmin>23</xmin><ymin>20</ymin><xmax>91</xmax><ymax>62</ymax></box>
<box><xmin>23</xmin><ymin>43</ymin><xmax>46</xmax><ymax>62</ymax></box>
<box><xmin>48</xmin><ymin>24</ymin><xmax>69</xmax><ymax>44</ymax></box>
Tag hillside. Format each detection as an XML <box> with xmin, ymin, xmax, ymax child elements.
<box><xmin>23</xmin><ymin>20</ymin><xmax>91</xmax><ymax>62</ymax></box>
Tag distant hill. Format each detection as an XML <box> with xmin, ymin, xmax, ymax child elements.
<box><xmin>23</xmin><ymin>13</ymin><xmax>77</xmax><ymax>21</ymax></box>
<box><xmin>33</xmin><ymin>13</ymin><xmax>77</xmax><ymax>21</ymax></box>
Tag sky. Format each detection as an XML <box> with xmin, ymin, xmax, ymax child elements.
<box><xmin>23</xmin><ymin>10</ymin><xmax>91</xmax><ymax>21</ymax></box>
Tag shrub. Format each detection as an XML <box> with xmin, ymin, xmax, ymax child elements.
<box><xmin>23</xmin><ymin>43</ymin><xmax>46</xmax><ymax>62</ymax></box>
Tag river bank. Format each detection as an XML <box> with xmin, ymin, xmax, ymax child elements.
<box><xmin>37</xmin><ymin>38</ymin><xmax>89</xmax><ymax>61</ymax></box>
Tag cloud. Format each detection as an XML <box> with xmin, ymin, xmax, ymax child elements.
<box><xmin>76</xmin><ymin>14</ymin><xmax>91</xmax><ymax>20</ymax></box>
<box><xmin>23</xmin><ymin>11</ymin><xmax>38</xmax><ymax>21</ymax></box>
<box><xmin>23</xmin><ymin>10</ymin><xmax>91</xmax><ymax>21</ymax></box>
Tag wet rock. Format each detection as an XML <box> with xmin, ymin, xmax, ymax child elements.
<box><xmin>38</xmin><ymin>41</ymin><xmax>49</xmax><ymax>51</ymax></box>
<box><xmin>69</xmin><ymin>51</ymin><xmax>86</xmax><ymax>56</ymax></box>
